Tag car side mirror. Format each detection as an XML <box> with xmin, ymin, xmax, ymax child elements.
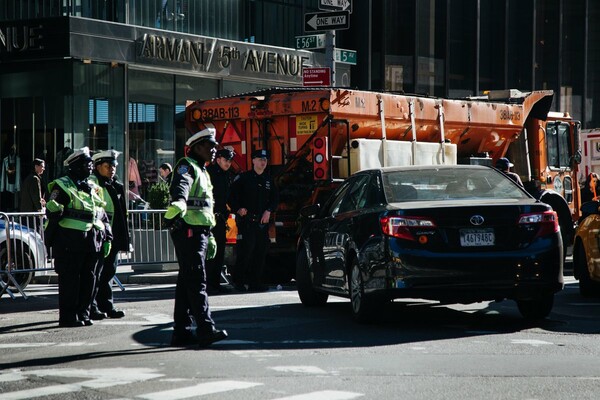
<box><xmin>300</xmin><ymin>203</ymin><xmax>321</xmax><ymax>218</ymax></box>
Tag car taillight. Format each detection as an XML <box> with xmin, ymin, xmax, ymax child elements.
<box><xmin>380</xmin><ymin>216</ymin><xmax>436</xmax><ymax>241</ymax></box>
<box><xmin>518</xmin><ymin>211</ymin><xmax>559</xmax><ymax>237</ymax></box>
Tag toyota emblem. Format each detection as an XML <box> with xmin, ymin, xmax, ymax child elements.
<box><xmin>470</xmin><ymin>215</ymin><xmax>485</xmax><ymax>226</ymax></box>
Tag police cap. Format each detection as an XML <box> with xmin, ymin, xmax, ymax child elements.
<box><xmin>186</xmin><ymin>127</ymin><xmax>218</xmax><ymax>148</ymax></box>
<box><xmin>251</xmin><ymin>149</ymin><xmax>268</xmax><ymax>159</ymax></box>
<box><xmin>92</xmin><ymin>149</ymin><xmax>120</xmax><ymax>166</ymax></box>
<box><xmin>64</xmin><ymin>147</ymin><xmax>92</xmax><ymax>167</ymax></box>
<box><xmin>216</xmin><ymin>149</ymin><xmax>235</xmax><ymax>160</ymax></box>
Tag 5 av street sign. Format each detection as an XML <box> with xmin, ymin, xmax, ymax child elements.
<box><xmin>304</xmin><ymin>11</ymin><xmax>350</xmax><ymax>32</ymax></box>
<box><xmin>334</xmin><ymin>48</ymin><xmax>357</xmax><ymax>65</ymax></box>
<box><xmin>319</xmin><ymin>0</ymin><xmax>352</xmax><ymax>13</ymax></box>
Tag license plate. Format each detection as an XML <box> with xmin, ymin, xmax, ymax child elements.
<box><xmin>459</xmin><ymin>228</ymin><xmax>495</xmax><ymax>247</ymax></box>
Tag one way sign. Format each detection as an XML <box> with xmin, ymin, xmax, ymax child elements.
<box><xmin>304</xmin><ymin>11</ymin><xmax>350</xmax><ymax>32</ymax></box>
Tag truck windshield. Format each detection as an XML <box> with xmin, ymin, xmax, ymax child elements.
<box><xmin>546</xmin><ymin>122</ymin><xmax>571</xmax><ymax>169</ymax></box>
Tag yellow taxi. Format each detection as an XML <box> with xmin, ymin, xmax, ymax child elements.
<box><xmin>573</xmin><ymin>200</ymin><xmax>600</xmax><ymax>296</ymax></box>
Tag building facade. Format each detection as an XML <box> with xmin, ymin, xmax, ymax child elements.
<box><xmin>1</xmin><ymin>0</ymin><xmax>598</xmax><ymax>209</ymax></box>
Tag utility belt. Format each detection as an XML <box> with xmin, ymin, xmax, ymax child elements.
<box><xmin>63</xmin><ymin>209</ymin><xmax>95</xmax><ymax>222</ymax></box>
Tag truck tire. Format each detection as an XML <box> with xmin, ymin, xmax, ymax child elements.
<box><xmin>296</xmin><ymin>248</ymin><xmax>328</xmax><ymax>307</ymax></box>
<box><xmin>539</xmin><ymin>191</ymin><xmax>573</xmax><ymax>257</ymax></box>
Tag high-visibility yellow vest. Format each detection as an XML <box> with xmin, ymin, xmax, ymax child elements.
<box><xmin>89</xmin><ymin>175</ymin><xmax>114</xmax><ymax>223</ymax></box>
<box><xmin>46</xmin><ymin>176</ymin><xmax>105</xmax><ymax>232</ymax></box>
<box><xmin>181</xmin><ymin>157</ymin><xmax>215</xmax><ymax>228</ymax></box>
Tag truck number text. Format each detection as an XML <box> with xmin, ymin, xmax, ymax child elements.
<box><xmin>499</xmin><ymin>109</ymin><xmax>521</xmax><ymax>121</ymax></box>
<box><xmin>199</xmin><ymin>107</ymin><xmax>240</xmax><ymax>119</ymax></box>
<box><xmin>302</xmin><ymin>100</ymin><xmax>318</xmax><ymax>112</ymax></box>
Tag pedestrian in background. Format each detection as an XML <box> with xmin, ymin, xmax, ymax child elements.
<box><xmin>20</xmin><ymin>158</ymin><xmax>46</xmax><ymax>213</ymax></box>
<box><xmin>206</xmin><ymin>148</ymin><xmax>235</xmax><ymax>295</ymax></box>
<box><xmin>89</xmin><ymin>149</ymin><xmax>129</xmax><ymax>321</ymax></box>
<box><xmin>581</xmin><ymin>172</ymin><xmax>600</xmax><ymax>203</ymax></box>
<box><xmin>45</xmin><ymin>147</ymin><xmax>112</xmax><ymax>328</ymax></box>
<box><xmin>495</xmin><ymin>157</ymin><xmax>524</xmax><ymax>187</ymax></box>
<box><xmin>228</xmin><ymin>149</ymin><xmax>279</xmax><ymax>292</ymax></box>
<box><xmin>164</xmin><ymin>127</ymin><xmax>228</xmax><ymax>347</ymax></box>
<box><xmin>159</xmin><ymin>163</ymin><xmax>173</xmax><ymax>185</ymax></box>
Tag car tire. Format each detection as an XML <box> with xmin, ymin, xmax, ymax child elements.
<box><xmin>296</xmin><ymin>248</ymin><xmax>328</xmax><ymax>307</ymax></box>
<box><xmin>516</xmin><ymin>294</ymin><xmax>554</xmax><ymax>320</ymax></box>
<box><xmin>0</xmin><ymin>243</ymin><xmax>34</xmax><ymax>292</ymax></box>
<box><xmin>575</xmin><ymin>244</ymin><xmax>600</xmax><ymax>297</ymax></box>
<box><xmin>349</xmin><ymin>258</ymin><xmax>376</xmax><ymax>323</ymax></box>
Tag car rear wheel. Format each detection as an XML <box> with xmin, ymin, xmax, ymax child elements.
<box><xmin>296</xmin><ymin>248</ymin><xmax>328</xmax><ymax>307</ymax></box>
<box><xmin>575</xmin><ymin>244</ymin><xmax>600</xmax><ymax>297</ymax></box>
<box><xmin>0</xmin><ymin>243</ymin><xmax>34</xmax><ymax>294</ymax></box>
<box><xmin>516</xmin><ymin>294</ymin><xmax>554</xmax><ymax>320</ymax></box>
<box><xmin>350</xmin><ymin>259</ymin><xmax>376</xmax><ymax>323</ymax></box>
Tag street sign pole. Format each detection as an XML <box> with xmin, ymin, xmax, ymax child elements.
<box><xmin>325</xmin><ymin>30</ymin><xmax>336</xmax><ymax>86</ymax></box>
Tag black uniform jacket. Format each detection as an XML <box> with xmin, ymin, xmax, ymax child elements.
<box><xmin>228</xmin><ymin>169</ymin><xmax>279</xmax><ymax>218</ymax></box>
<box><xmin>206</xmin><ymin>163</ymin><xmax>234</xmax><ymax>215</ymax></box>
<box><xmin>93</xmin><ymin>171</ymin><xmax>131</xmax><ymax>252</ymax></box>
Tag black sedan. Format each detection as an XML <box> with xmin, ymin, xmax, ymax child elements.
<box><xmin>296</xmin><ymin>165</ymin><xmax>564</xmax><ymax>322</ymax></box>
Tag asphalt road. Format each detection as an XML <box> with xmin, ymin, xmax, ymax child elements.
<box><xmin>1</xmin><ymin>272</ymin><xmax>599</xmax><ymax>400</ymax></box>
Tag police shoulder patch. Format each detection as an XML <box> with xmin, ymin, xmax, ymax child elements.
<box><xmin>177</xmin><ymin>165</ymin><xmax>189</xmax><ymax>175</ymax></box>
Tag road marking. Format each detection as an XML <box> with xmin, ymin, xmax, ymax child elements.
<box><xmin>230</xmin><ymin>350</ymin><xmax>281</xmax><ymax>358</ymax></box>
<box><xmin>270</xmin><ymin>366</ymin><xmax>327</xmax><ymax>374</ymax></box>
<box><xmin>511</xmin><ymin>339</ymin><xmax>553</xmax><ymax>346</ymax></box>
<box><xmin>272</xmin><ymin>391</ymin><xmax>363</xmax><ymax>400</ymax></box>
<box><xmin>0</xmin><ymin>343</ymin><xmax>55</xmax><ymax>348</ymax></box>
<box><xmin>0</xmin><ymin>368</ymin><xmax>162</xmax><ymax>400</ymax></box>
<box><xmin>137</xmin><ymin>381</ymin><xmax>262</xmax><ymax>399</ymax></box>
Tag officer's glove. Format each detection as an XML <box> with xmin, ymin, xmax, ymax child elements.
<box><xmin>163</xmin><ymin>200</ymin><xmax>187</xmax><ymax>231</ymax></box>
<box><xmin>207</xmin><ymin>235</ymin><xmax>217</xmax><ymax>260</ymax></box>
<box><xmin>103</xmin><ymin>241</ymin><xmax>112</xmax><ymax>258</ymax></box>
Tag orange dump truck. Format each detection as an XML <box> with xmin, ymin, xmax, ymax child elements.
<box><xmin>186</xmin><ymin>88</ymin><xmax>581</xmax><ymax>281</ymax></box>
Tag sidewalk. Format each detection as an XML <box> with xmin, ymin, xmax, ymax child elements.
<box><xmin>32</xmin><ymin>264</ymin><xmax>179</xmax><ymax>285</ymax></box>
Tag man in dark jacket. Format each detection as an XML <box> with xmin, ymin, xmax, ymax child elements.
<box><xmin>89</xmin><ymin>149</ymin><xmax>130</xmax><ymax>320</ymax></box>
<box><xmin>228</xmin><ymin>149</ymin><xmax>279</xmax><ymax>292</ymax></box>
<box><xmin>45</xmin><ymin>147</ymin><xmax>112</xmax><ymax>327</ymax></box>
<box><xmin>20</xmin><ymin>158</ymin><xmax>46</xmax><ymax>212</ymax></box>
<box><xmin>206</xmin><ymin>148</ymin><xmax>235</xmax><ymax>294</ymax></box>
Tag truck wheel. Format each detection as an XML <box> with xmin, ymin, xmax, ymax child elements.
<box><xmin>349</xmin><ymin>258</ymin><xmax>377</xmax><ymax>323</ymax></box>
<box><xmin>516</xmin><ymin>294</ymin><xmax>554</xmax><ymax>321</ymax></box>
<box><xmin>296</xmin><ymin>248</ymin><xmax>328</xmax><ymax>307</ymax></box>
<box><xmin>575</xmin><ymin>244</ymin><xmax>600</xmax><ymax>297</ymax></box>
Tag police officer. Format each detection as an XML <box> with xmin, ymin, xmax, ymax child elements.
<box><xmin>164</xmin><ymin>127</ymin><xmax>228</xmax><ymax>347</ymax></box>
<box><xmin>228</xmin><ymin>149</ymin><xmax>279</xmax><ymax>292</ymax></box>
<box><xmin>206</xmin><ymin>148</ymin><xmax>235</xmax><ymax>294</ymax></box>
<box><xmin>89</xmin><ymin>150</ymin><xmax>129</xmax><ymax>320</ymax></box>
<box><xmin>45</xmin><ymin>147</ymin><xmax>112</xmax><ymax>328</ymax></box>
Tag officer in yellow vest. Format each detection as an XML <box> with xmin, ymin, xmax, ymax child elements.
<box><xmin>164</xmin><ymin>127</ymin><xmax>228</xmax><ymax>347</ymax></box>
<box><xmin>89</xmin><ymin>149</ymin><xmax>129</xmax><ymax>320</ymax></box>
<box><xmin>45</xmin><ymin>147</ymin><xmax>112</xmax><ymax>328</ymax></box>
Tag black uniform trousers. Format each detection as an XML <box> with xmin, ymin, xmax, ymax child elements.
<box><xmin>206</xmin><ymin>216</ymin><xmax>227</xmax><ymax>289</ymax></box>
<box><xmin>56</xmin><ymin>252</ymin><xmax>102</xmax><ymax>323</ymax></box>
<box><xmin>92</xmin><ymin>250</ymin><xmax>118</xmax><ymax>313</ymax></box>
<box><xmin>233</xmin><ymin>218</ymin><xmax>269</xmax><ymax>288</ymax></box>
<box><xmin>170</xmin><ymin>225</ymin><xmax>215</xmax><ymax>335</ymax></box>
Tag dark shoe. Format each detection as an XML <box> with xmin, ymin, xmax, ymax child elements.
<box><xmin>59</xmin><ymin>320</ymin><xmax>85</xmax><ymax>328</ymax></box>
<box><xmin>106</xmin><ymin>309</ymin><xmax>125</xmax><ymax>319</ymax></box>
<box><xmin>90</xmin><ymin>311</ymin><xmax>108</xmax><ymax>320</ymax></box>
<box><xmin>248</xmin><ymin>285</ymin><xmax>269</xmax><ymax>293</ymax></box>
<box><xmin>81</xmin><ymin>318</ymin><xmax>94</xmax><ymax>326</ymax></box>
<box><xmin>198</xmin><ymin>329</ymin><xmax>228</xmax><ymax>348</ymax></box>
<box><xmin>171</xmin><ymin>332</ymin><xmax>197</xmax><ymax>347</ymax></box>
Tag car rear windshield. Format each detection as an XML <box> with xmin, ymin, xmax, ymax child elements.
<box><xmin>382</xmin><ymin>168</ymin><xmax>531</xmax><ymax>202</ymax></box>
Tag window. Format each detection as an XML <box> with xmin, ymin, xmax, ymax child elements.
<box><xmin>546</xmin><ymin>122</ymin><xmax>572</xmax><ymax>169</ymax></box>
<box><xmin>336</xmin><ymin>175</ymin><xmax>370</xmax><ymax>214</ymax></box>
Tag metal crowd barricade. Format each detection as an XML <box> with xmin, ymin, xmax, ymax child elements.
<box><xmin>0</xmin><ymin>211</ymin><xmax>51</xmax><ymax>300</ymax></box>
<box><xmin>118</xmin><ymin>209</ymin><xmax>178</xmax><ymax>267</ymax></box>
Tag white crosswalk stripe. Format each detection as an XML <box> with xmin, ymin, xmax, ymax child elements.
<box><xmin>0</xmin><ymin>368</ymin><xmax>364</xmax><ymax>400</ymax></box>
<box><xmin>137</xmin><ymin>381</ymin><xmax>262</xmax><ymax>399</ymax></box>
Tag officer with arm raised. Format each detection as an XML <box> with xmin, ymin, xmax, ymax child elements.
<box><xmin>164</xmin><ymin>127</ymin><xmax>228</xmax><ymax>348</ymax></box>
<box><xmin>45</xmin><ymin>147</ymin><xmax>112</xmax><ymax>327</ymax></box>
